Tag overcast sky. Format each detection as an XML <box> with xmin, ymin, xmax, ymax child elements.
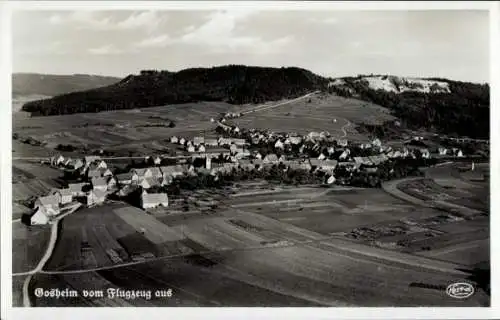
<box><xmin>12</xmin><ymin>9</ymin><xmax>489</xmax><ymax>83</ymax></box>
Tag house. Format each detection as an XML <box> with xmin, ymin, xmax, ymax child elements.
<box><xmin>319</xmin><ymin>160</ymin><xmax>338</xmax><ymax>172</ymax></box>
<box><xmin>116</xmin><ymin>172</ymin><xmax>138</xmax><ymax>185</ymax></box>
<box><xmin>198</xmin><ymin>145</ymin><xmax>206</xmax><ymax>153</ymax></box>
<box><xmin>263</xmin><ymin>153</ymin><xmax>279</xmax><ymax>163</ymax></box>
<box><xmin>326</xmin><ymin>175</ymin><xmax>336</xmax><ymax>185</ymax></box>
<box><xmin>94</xmin><ymin>160</ymin><xmax>107</xmax><ymax>169</ymax></box>
<box><xmin>235</xmin><ymin>149</ymin><xmax>251</xmax><ymax>159</ymax></box>
<box><xmin>339</xmin><ymin>149</ymin><xmax>350</xmax><ymax>160</ymax></box>
<box><xmin>84</xmin><ymin>156</ymin><xmax>101</xmax><ymax>166</ymax></box>
<box><xmin>99</xmin><ymin>167</ymin><xmax>113</xmax><ymax>177</ymax></box>
<box><xmin>289</xmin><ymin>136</ymin><xmax>302</xmax><ymax>145</ymax></box>
<box><xmin>91</xmin><ymin>177</ymin><xmax>108</xmax><ymax>192</ymax></box>
<box><xmin>318</xmin><ymin>153</ymin><xmax>327</xmax><ymax>160</ymax></box>
<box><xmin>87</xmin><ymin>167</ymin><xmax>102</xmax><ymax>179</ymax></box>
<box><xmin>218</xmin><ymin>137</ymin><xmax>232</xmax><ymax>146</ymax></box>
<box><xmin>420</xmin><ymin>149</ymin><xmax>430</xmax><ymax>159</ymax></box>
<box><xmin>205</xmin><ymin>139</ymin><xmax>218</xmax><ymax>147</ymax></box>
<box><xmin>187</xmin><ymin>145</ymin><xmax>196</xmax><ymax>153</ymax></box>
<box><xmin>87</xmin><ymin>189</ymin><xmax>106</xmax><ymax>206</ymax></box>
<box><xmin>193</xmin><ymin>137</ymin><xmax>205</xmax><ymax>146</ymax></box>
<box><xmin>141</xmin><ymin>191</ymin><xmax>169</xmax><ymax>209</ymax></box>
<box><xmin>160</xmin><ymin>165</ymin><xmax>186</xmax><ymax>179</ymax></box>
<box><xmin>107</xmin><ymin>176</ymin><xmax>117</xmax><ymax>190</ymax></box>
<box><xmin>308</xmin><ymin>132</ymin><xmax>321</xmax><ymax>140</ymax></box>
<box><xmin>150</xmin><ymin>156</ymin><xmax>162</xmax><ymax>165</ymax></box>
<box><xmin>170</xmin><ymin>136</ymin><xmax>179</xmax><ymax>144</ymax></box>
<box><xmin>438</xmin><ymin>147</ymin><xmax>448</xmax><ymax>156</ymax></box>
<box><xmin>147</xmin><ymin>167</ymin><xmax>162</xmax><ymax>179</ymax></box>
<box><xmin>34</xmin><ymin>195</ymin><xmax>60</xmax><ymax>214</ymax></box>
<box><xmin>337</xmin><ymin>139</ymin><xmax>348</xmax><ymax>147</ymax></box>
<box><xmin>327</xmin><ymin>147</ymin><xmax>335</xmax><ymax>155</ymax></box>
<box><xmin>139</xmin><ymin>177</ymin><xmax>161</xmax><ymax>189</ymax></box>
<box><xmin>372</xmin><ymin>138</ymin><xmax>382</xmax><ymax>148</ymax></box>
<box><xmin>278</xmin><ymin>155</ymin><xmax>286</xmax><ymax>163</ymax></box>
<box><xmin>238</xmin><ymin>160</ymin><xmax>255</xmax><ymax>171</ymax></box>
<box><xmin>68</xmin><ymin>183</ymin><xmax>88</xmax><ymax>197</ymax></box>
<box><xmin>132</xmin><ymin>168</ymin><xmax>153</xmax><ymax>180</ymax></box>
<box><xmin>52</xmin><ymin>154</ymin><xmax>65</xmax><ymax>166</ymax></box>
<box><xmin>233</xmin><ymin>126</ymin><xmax>240</xmax><ymax>133</ymax></box>
<box><xmin>30</xmin><ymin>207</ymin><xmax>51</xmax><ymax>225</ymax></box>
<box><xmin>53</xmin><ymin>189</ymin><xmax>73</xmax><ymax>205</ymax></box>
<box><xmin>69</xmin><ymin>159</ymin><xmax>84</xmax><ymax>170</ymax></box>
<box><xmin>253</xmin><ymin>151</ymin><xmax>263</xmax><ymax>160</ymax></box>
<box><xmin>274</xmin><ymin>140</ymin><xmax>285</xmax><ymax>149</ymax></box>
<box><xmin>179</xmin><ymin>137</ymin><xmax>186</xmax><ymax>145</ymax></box>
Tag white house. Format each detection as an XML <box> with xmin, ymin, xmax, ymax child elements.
<box><xmin>263</xmin><ymin>154</ymin><xmax>279</xmax><ymax>163</ymax></box>
<box><xmin>339</xmin><ymin>149</ymin><xmax>350</xmax><ymax>160</ymax></box>
<box><xmin>30</xmin><ymin>207</ymin><xmax>50</xmax><ymax>225</ymax></box>
<box><xmin>68</xmin><ymin>183</ymin><xmax>88</xmax><ymax>197</ymax></box>
<box><xmin>141</xmin><ymin>191</ymin><xmax>169</xmax><ymax>209</ymax></box>
<box><xmin>34</xmin><ymin>195</ymin><xmax>60</xmax><ymax>214</ymax></box>
<box><xmin>107</xmin><ymin>176</ymin><xmax>117</xmax><ymax>190</ymax></box>
<box><xmin>139</xmin><ymin>177</ymin><xmax>160</xmax><ymax>189</ymax></box>
<box><xmin>438</xmin><ymin>147</ymin><xmax>448</xmax><ymax>156</ymax></box>
<box><xmin>54</xmin><ymin>189</ymin><xmax>72</xmax><ymax>205</ymax></box>
<box><xmin>318</xmin><ymin>153</ymin><xmax>327</xmax><ymax>160</ymax></box>
<box><xmin>372</xmin><ymin>138</ymin><xmax>382</xmax><ymax>148</ymax></box>
<box><xmin>52</xmin><ymin>154</ymin><xmax>65</xmax><ymax>166</ymax></box>
<box><xmin>420</xmin><ymin>149</ymin><xmax>431</xmax><ymax>159</ymax></box>
<box><xmin>132</xmin><ymin>168</ymin><xmax>153</xmax><ymax>180</ymax></box>
<box><xmin>160</xmin><ymin>165</ymin><xmax>186</xmax><ymax>179</ymax></box>
<box><xmin>69</xmin><ymin>159</ymin><xmax>84</xmax><ymax>170</ymax></box>
<box><xmin>170</xmin><ymin>136</ymin><xmax>179</xmax><ymax>144</ymax></box>
<box><xmin>87</xmin><ymin>189</ymin><xmax>106</xmax><ymax>206</ymax></box>
<box><xmin>326</xmin><ymin>175</ymin><xmax>336</xmax><ymax>185</ymax></box>
<box><xmin>187</xmin><ymin>145</ymin><xmax>196</xmax><ymax>153</ymax></box>
<box><xmin>84</xmin><ymin>156</ymin><xmax>101</xmax><ymax>167</ymax></box>
<box><xmin>457</xmin><ymin>149</ymin><xmax>464</xmax><ymax>157</ymax></box>
<box><xmin>337</xmin><ymin>139</ymin><xmax>348</xmax><ymax>147</ymax></box>
<box><xmin>205</xmin><ymin>139</ymin><xmax>218</xmax><ymax>147</ymax></box>
<box><xmin>198</xmin><ymin>145</ymin><xmax>206</xmax><ymax>153</ymax></box>
<box><xmin>327</xmin><ymin>147</ymin><xmax>335</xmax><ymax>155</ymax></box>
<box><xmin>179</xmin><ymin>137</ymin><xmax>186</xmax><ymax>145</ymax></box>
<box><xmin>289</xmin><ymin>136</ymin><xmax>302</xmax><ymax>145</ymax></box>
<box><xmin>91</xmin><ymin>177</ymin><xmax>108</xmax><ymax>192</ymax></box>
<box><xmin>116</xmin><ymin>172</ymin><xmax>138</xmax><ymax>185</ymax></box>
<box><xmin>274</xmin><ymin>140</ymin><xmax>285</xmax><ymax>149</ymax></box>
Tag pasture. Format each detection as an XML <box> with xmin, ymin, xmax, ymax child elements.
<box><xmin>12</xmin><ymin>222</ymin><xmax>52</xmax><ymax>273</ymax></box>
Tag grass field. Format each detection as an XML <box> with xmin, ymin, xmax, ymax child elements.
<box><xmin>12</xmin><ymin>222</ymin><xmax>52</xmax><ymax>273</ymax></box>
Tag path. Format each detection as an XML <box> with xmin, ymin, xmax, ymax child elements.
<box><xmin>22</xmin><ymin>220</ymin><xmax>59</xmax><ymax>306</ymax></box>
<box><xmin>242</xmin><ymin>91</ymin><xmax>320</xmax><ymax>115</ymax></box>
<box><xmin>338</xmin><ymin>119</ymin><xmax>351</xmax><ymax>139</ymax></box>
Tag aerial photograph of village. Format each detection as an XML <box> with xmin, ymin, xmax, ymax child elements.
<box><xmin>11</xmin><ymin>8</ymin><xmax>490</xmax><ymax>308</ymax></box>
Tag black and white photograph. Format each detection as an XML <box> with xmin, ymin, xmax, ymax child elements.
<box><xmin>3</xmin><ymin>0</ymin><xmax>496</xmax><ymax>315</ymax></box>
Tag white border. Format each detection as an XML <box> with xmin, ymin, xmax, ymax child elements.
<box><xmin>2</xmin><ymin>1</ymin><xmax>498</xmax><ymax>319</ymax></box>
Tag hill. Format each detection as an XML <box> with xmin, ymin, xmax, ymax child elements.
<box><xmin>328</xmin><ymin>75</ymin><xmax>489</xmax><ymax>139</ymax></box>
<box><xmin>12</xmin><ymin>73</ymin><xmax>121</xmax><ymax>97</ymax></box>
<box><xmin>21</xmin><ymin>65</ymin><xmax>328</xmax><ymax>116</ymax></box>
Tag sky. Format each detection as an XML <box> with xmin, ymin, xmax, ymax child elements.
<box><xmin>12</xmin><ymin>9</ymin><xmax>490</xmax><ymax>83</ymax></box>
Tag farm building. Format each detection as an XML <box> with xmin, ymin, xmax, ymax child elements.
<box><xmin>263</xmin><ymin>154</ymin><xmax>279</xmax><ymax>164</ymax></box>
<box><xmin>289</xmin><ymin>136</ymin><xmax>302</xmax><ymax>145</ymax></box>
<box><xmin>337</xmin><ymin>139</ymin><xmax>348</xmax><ymax>147</ymax></box>
<box><xmin>420</xmin><ymin>149</ymin><xmax>431</xmax><ymax>159</ymax></box>
<box><xmin>132</xmin><ymin>168</ymin><xmax>153</xmax><ymax>180</ymax></box>
<box><xmin>116</xmin><ymin>172</ymin><xmax>138</xmax><ymax>185</ymax></box>
<box><xmin>141</xmin><ymin>191</ymin><xmax>169</xmax><ymax>209</ymax></box>
<box><xmin>193</xmin><ymin>137</ymin><xmax>205</xmax><ymax>146</ymax></box>
<box><xmin>274</xmin><ymin>140</ymin><xmax>285</xmax><ymax>149</ymax></box>
<box><xmin>139</xmin><ymin>177</ymin><xmax>161</xmax><ymax>190</ymax></box>
<box><xmin>146</xmin><ymin>155</ymin><xmax>162</xmax><ymax>165</ymax></box>
<box><xmin>107</xmin><ymin>176</ymin><xmax>118</xmax><ymax>189</ymax></box>
<box><xmin>51</xmin><ymin>154</ymin><xmax>65</xmax><ymax>166</ymax></box>
<box><xmin>87</xmin><ymin>189</ymin><xmax>106</xmax><ymax>206</ymax></box>
<box><xmin>91</xmin><ymin>177</ymin><xmax>108</xmax><ymax>192</ymax></box>
<box><xmin>147</xmin><ymin>167</ymin><xmax>163</xmax><ymax>179</ymax></box>
<box><xmin>84</xmin><ymin>156</ymin><xmax>101</xmax><ymax>166</ymax></box>
<box><xmin>53</xmin><ymin>189</ymin><xmax>73</xmax><ymax>205</ymax></box>
<box><xmin>160</xmin><ymin>165</ymin><xmax>186</xmax><ymax>179</ymax></box>
<box><xmin>170</xmin><ymin>136</ymin><xmax>179</xmax><ymax>144</ymax></box>
<box><xmin>68</xmin><ymin>159</ymin><xmax>84</xmax><ymax>170</ymax></box>
<box><xmin>187</xmin><ymin>145</ymin><xmax>196</xmax><ymax>153</ymax></box>
<box><xmin>34</xmin><ymin>195</ymin><xmax>60</xmax><ymax>214</ymax></box>
<box><xmin>30</xmin><ymin>207</ymin><xmax>51</xmax><ymax>225</ymax></box>
<box><xmin>68</xmin><ymin>183</ymin><xmax>88</xmax><ymax>197</ymax></box>
<box><xmin>205</xmin><ymin>139</ymin><xmax>218</xmax><ymax>147</ymax></box>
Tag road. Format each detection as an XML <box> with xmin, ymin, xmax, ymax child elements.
<box><xmin>242</xmin><ymin>91</ymin><xmax>320</xmax><ymax>115</ymax></box>
<box><xmin>338</xmin><ymin>119</ymin><xmax>351</xmax><ymax>139</ymax></box>
<box><xmin>22</xmin><ymin>220</ymin><xmax>59</xmax><ymax>306</ymax></box>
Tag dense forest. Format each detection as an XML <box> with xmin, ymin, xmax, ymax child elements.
<box><xmin>13</xmin><ymin>73</ymin><xmax>120</xmax><ymax>97</ymax></box>
<box><xmin>22</xmin><ymin>65</ymin><xmax>328</xmax><ymax>116</ymax></box>
<box><xmin>329</xmin><ymin>76</ymin><xmax>490</xmax><ymax>139</ymax></box>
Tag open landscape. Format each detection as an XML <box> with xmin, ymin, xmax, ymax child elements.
<box><xmin>10</xmin><ymin>8</ymin><xmax>490</xmax><ymax>311</ymax></box>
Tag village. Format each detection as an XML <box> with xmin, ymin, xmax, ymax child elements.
<box><xmin>26</xmin><ymin>118</ymin><xmax>472</xmax><ymax>227</ymax></box>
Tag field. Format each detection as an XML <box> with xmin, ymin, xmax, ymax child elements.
<box><xmin>44</xmin><ymin>203</ymin><xmax>193</xmax><ymax>272</ymax></box>
<box><xmin>229</xmin><ymin>93</ymin><xmax>395</xmax><ymax>140</ymax></box>
<box><xmin>12</xmin><ymin>222</ymin><xmax>52</xmax><ymax>273</ymax></box>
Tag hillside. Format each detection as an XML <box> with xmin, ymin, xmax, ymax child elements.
<box><xmin>328</xmin><ymin>75</ymin><xmax>489</xmax><ymax>139</ymax></box>
<box><xmin>13</xmin><ymin>73</ymin><xmax>121</xmax><ymax>97</ymax></box>
<box><xmin>21</xmin><ymin>65</ymin><xmax>328</xmax><ymax>116</ymax></box>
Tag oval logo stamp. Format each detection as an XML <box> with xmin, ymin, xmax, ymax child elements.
<box><xmin>446</xmin><ymin>282</ymin><xmax>475</xmax><ymax>299</ymax></box>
